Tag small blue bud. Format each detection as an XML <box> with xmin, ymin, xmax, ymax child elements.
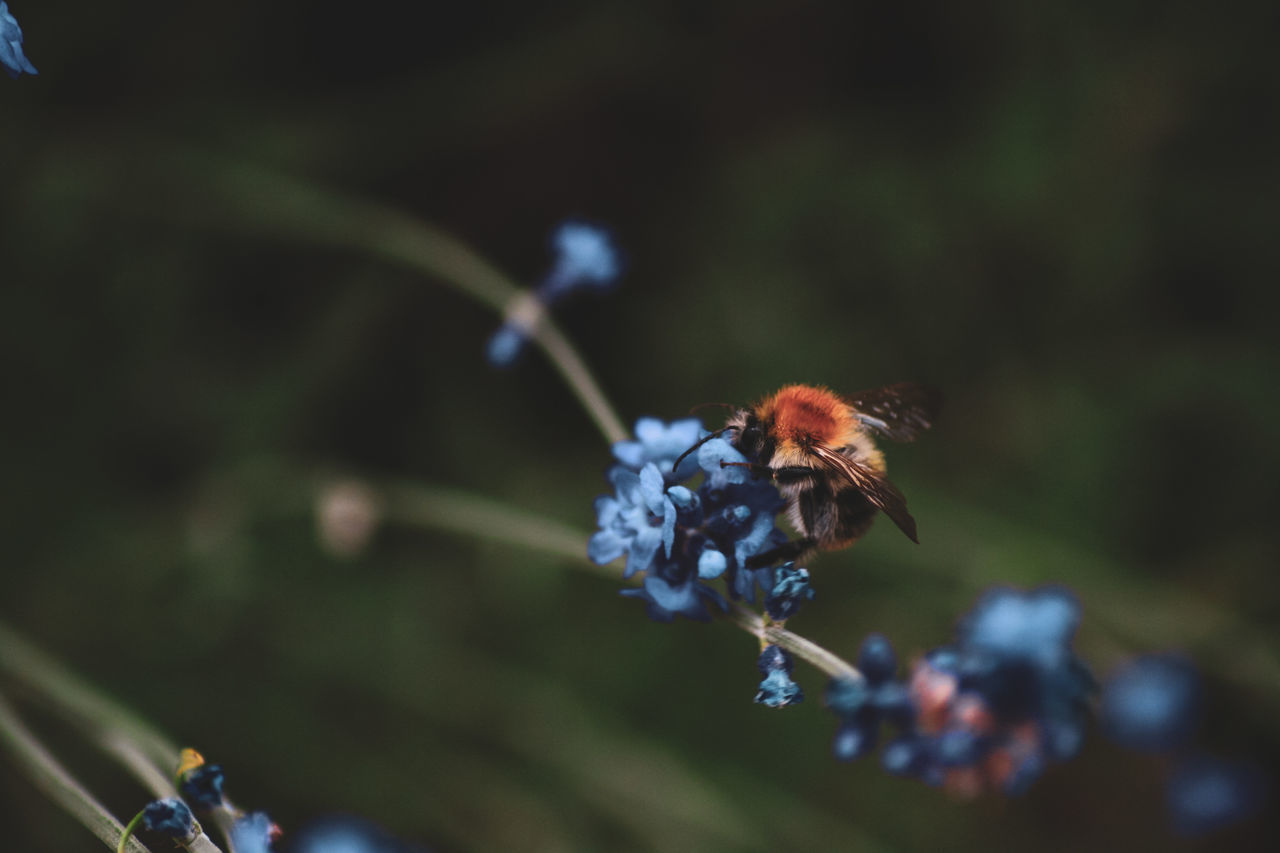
<box><xmin>881</xmin><ymin>735</ymin><xmax>928</xmax><ymax>777</ymax></box>
<box><xmin>833</xmin><ymin>719</ymin><xmax>878</xmax><ymax>761</ymax></box>
<box><xmin>180</xmin><ymin>763</ymin><xmax>226</xmax><ymax>809</ymax></box>
<box><xmin>757</xmin><ymin>644</ymin><xmax>794</xmax><ymax>674</ymax></box>
<box><xmin>142</xmin><ymin>798</ymin><xmax>195</xmax><ymax>838</ymax></box>
<box><xmin>857</xmin><ymin>633</ymin><xmax>898</xmax><ymax>684</ymax></box>
<box><xmin>485</xmin><ymin>324</ymin><xmax>527</xmax><ymax>367</ymax></box>
<box><xmin>697</xmin><ymin>547</ymin><xmax>727</xmax><ymax>579</ymax></box>
<box><xmin>755</xmin><ymin>669</ymin><xmax>804</xmax><ymax>708</ymax></box>
<box><xmin>764</xmin><ymin>563</ymin><xmax>815</xmax><ymax>621</ymax></box>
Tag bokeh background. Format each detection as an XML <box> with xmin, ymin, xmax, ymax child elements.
<box><xmin>2</xmin><ymin>1</ymin><xmax>1278</xmax><ymax>850</ymax></box>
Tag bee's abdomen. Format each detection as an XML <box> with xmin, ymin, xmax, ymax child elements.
<box><xmin>793</xmin><ymin>483</ymin><xmax>877</xmax><ymax>550</ymax></box>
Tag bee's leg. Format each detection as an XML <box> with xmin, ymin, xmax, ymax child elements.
<box><xmin>744</xmin><ymin>538</ymin><xmax>815</xmax><ymax>569</ymax></box>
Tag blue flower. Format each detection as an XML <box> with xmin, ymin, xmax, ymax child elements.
<box><xmin>755</xmin><ymin>644</ymin><xmax>803</xmax><ymax>708</ymax></box>
<box><xmin>831</xmin><ymin>587</ymin><xmax>1095</xmax><ymax>796</ymax></box>
<box><xmin>230</xmin><ymin>812</ymin><xmax>278</xmax><ymax>853</ymax></box>
<box><xmin>142</xmin><ymin>798</ymin><xmax>196</xmax><ymax>839</ymax></box>
<box><xmin>1100</xmin><ymin>654</ymin><xmax>1201</xmax><ymax>753</ymax></box>
<box><xmin>179</xmin><ymin>762</ymin><xmax>226</xmax><ymax>808</ymax></box>
<box><xmin>1166</xmin><ymin>755</ymin><xmax>1266</xmax><ymax>836</ymax></box>
<box><xmin>958</xmin><ymin>584</ymin><xmax>1080</xmax><ymax>671</ymax></box>
<box><xmin>486</xmin><ymin>222</ymin><xmax>620</xmax><ymax>368</ymax></box>
<box><xmin>764</xmin><ymin>563</ymin><xmax>815</xmax><ymax>621</ymax></box>
<box><xmin>612</xmin><ymin>417</ymin><xmax>707</xmax><ymax>481</ymax></box>
<box><xmin>1</xmin><ymin>3</ymin><xmax>37</xmax><ymax>79</ymax></box>
<box><xmin>591</xmin><ymin>418</ymin><xmax>790</xmax><ymax>621</ymax></box>
<box><xmin>825</xmin><ymin>634</ymin><xmax>914</xmax><ymax>761</ymax></box>
<box><xmin>543</xmin><ymin>222</ymin><xmax>620</xmax><ymax>295</ymax></box>
<box><xmin>292</xmin><ymin>815</ymin><xmax>424</xmax><ymax>853</ymax></box>
<box><xmin>485</xmin><ymin>325</ymin><xmax>527</xmax><ymax>367</ymax></box>
<box><xmin>588</xmin><ymin>463</ymin><xmax>675</xmax><ymax>579</ymax></box>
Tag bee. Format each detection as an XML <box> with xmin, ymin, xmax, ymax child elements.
<box><xmin>675</xmin><ymin>383</ymin><xmax>939</xmax><ymax>567</ymax></box>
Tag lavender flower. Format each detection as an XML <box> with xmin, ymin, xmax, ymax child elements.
<box><xmin>487</xmin><ymin>221</ymin><xmax>621</xmax><ymax>366</ymax></box>
<box><xmin>829</xmin><ymin>587</ymin><xmax>1095</xmax><ymax>797</ymax></box>
<box><xmin>141</xmin><ymin>798</ymin><xmax>197</xmax><ymax>839</ymax></box>
<box><xmin>755</xmin><ymin>644</ymin><xmax>803</xmax><ymax>708</ymax></box>
<box><xmin>1100</xmin><ymin>654</ymin><xmax>1201</xmax><ymax>752</ymax></box>
<box><xmin>590</xmin><ymin>419</ymin><xmax>788</xmax><ymax>621</ymax></box>
<box><xmin>231</xmin><ymin>812</ymin><xmax>278</xmax><ymax>853</ymax></box>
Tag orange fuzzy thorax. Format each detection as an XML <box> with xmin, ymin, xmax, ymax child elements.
<box><xmin>757</xmin><ymin>385</ymin><xmax>859</xmax><ymax>449</ymax></box>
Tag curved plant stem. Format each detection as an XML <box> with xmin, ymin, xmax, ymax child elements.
<box><xmin>0</xmin><ymin>692</ymin><xmax>154</xmax><ymax>853</ymax></box>
<box><xmin>184</xmin><ymin>155</ymin><xmax>629</xmax><ymax>445</ymax></box>
<box><xmin>358</xmin><ymin>479</ymin><xmax>862</xmax><ymax>682</ymax></box>
<box><xmin>0</xmin><ymin>622</ymin><xmax>180</xmax><ymax>793</ymax></box>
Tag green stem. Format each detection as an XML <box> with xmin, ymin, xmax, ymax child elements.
<box><xmin>183</xmin><ymin>155</ymin><xmax>629</xmax><ymax>445</ymax></box>
<box><xmin>0</xmin><ymin>692</ymin><xmax>153</xmax><ymax>853</ymax></box>
<box><xmin>117</xmin><ymin>811</ymin><xmax>146</xmax><ymax>853</ymax></box>
<box><xmin>365</xmin><ymin>480</ymin><xmax>862</xmax><ymax>681</ymax></box>
<box><xmin>0</xmin><ymin>622</ymin><xmax>180</xmax><ymax>793</ymax></box>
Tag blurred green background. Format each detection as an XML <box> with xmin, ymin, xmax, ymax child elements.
<box><xmin>2</xmin><ymin>1</ymin><xmax>1277</xmax><ymax>850</ymax></box>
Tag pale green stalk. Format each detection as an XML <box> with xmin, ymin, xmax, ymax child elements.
<box><xmin>365</xmin><ymin>480</ymin><xmax>862</xmax><ymax>681</ymax></box>
<box><xmin>183</xmin><ymin>155</ymin><xmax>628</xmax><ymax>445</ymax></box>
<box><xmin>0</xmin><ymin>692</ymin><xmax>154</xmax><ymax>853</ymax></box>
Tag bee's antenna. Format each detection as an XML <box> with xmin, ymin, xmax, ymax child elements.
<box><xmin>671</xmin><ymin>426</ymin><xmax>737</xmax><ymax>473</ymax></box>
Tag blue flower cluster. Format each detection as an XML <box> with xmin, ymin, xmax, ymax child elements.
<box><xmin>1</xmin><ymin>2</ymin><xmax>38</xmax><ymax>79</ymax></box>
<box><xmin>825</xmin><ymin>634</ymin><xmax>912</xmax><ymax>761</ymax></box>
<box><xmin>1101</xmin><ymin>654</ymin><xmax>1265</xmax><ymax>835</ymax></box>
<box><xmin>589</xmin><ymin>417</ymin><xmax>793</xmax><ymax>622</ymax></box>
<box><xmin>825</xmin><ymin>586</ymin><xmax>1095</xmax><ymax>797</ymax></box>
<box><xmin>127</xmin><ymin>749</ymin><xmax>426</xmax><ymax>852</ymax></box>
<box><xmin>487</xmin><ymin>221</ymin><xmax>621</xmax><ymax>366</ymax></box>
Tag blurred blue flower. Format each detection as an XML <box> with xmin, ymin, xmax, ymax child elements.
<box><xmin>1100</xmin><ymin>654</ymin><xmax>1201</xmax><ymax>752</ymax></box>
<box><xmin>544</xmin><ymin>222</ymin><xmax>620</xmax><ymax>294</ymax></box>
<box><xmin>1</xmin><ymin>3</ymin><xmax>37</xmax><ymax>79</ymax></box>
<box><xmin>179</xmin><ymin>763</ymin><xmax>225</xmax><ymax>809</ymax></box>
<box><xmin>830</xmin><ymin>587</ymin><xmax>1095</xmax><ymax>796</ymax></box>
<box><xmin>486</xmin><ymin>221</ymin><xmax>620</xmax><ymax>368</ymax></box>
<box><xmin>764</xmin><ymin>563</ymin><xmax>814</xmax><ymax>621</ymax></box>
<box><xmin>292</xmin><ymin>815</ymin><xmax>426</xmax><ymax>853</ymax></box>
<box><xmin>958</xmin><ymin>585</ymin><xmax>1080</xmax><ymax>670</ymax></box>
<box><xmin>1167</xmin><ymin>755</ymin><xmax>1266</xmax><ymax>836</ymax></box>
<box><xmin>485</xmin><ymin>325</ymin><xmax>527</xmax><ymax>367</ymax></box>
<box><xmin>142</xmin><ymin>798</ymin><xmax>196</xmax><ymax>838</ymax></box>
<box><xmin>231</xmin><ymin>812</ymin><xmax>277</xmax><ymax>853</ymax></box>
<box><xmin>825</xmin><ymin>634</ymin><xmax>914</xmax><ymax>761</ymax></box>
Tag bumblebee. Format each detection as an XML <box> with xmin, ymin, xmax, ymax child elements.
<box><xmin>677</xmin><ymin>383</ymin><xmax>939</xmax><ymax>566</ymax></box>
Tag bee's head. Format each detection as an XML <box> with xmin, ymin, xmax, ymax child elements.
<box><xmin>726</xmin><ymin>409</ymin><xmax>769</xmax><ymax>461</ymax></box>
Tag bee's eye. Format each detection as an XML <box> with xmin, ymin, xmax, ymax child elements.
<box><xmin>740</xmin><ymin>425</ymin><xmax>762</xmax><ymax>448</ymax></box>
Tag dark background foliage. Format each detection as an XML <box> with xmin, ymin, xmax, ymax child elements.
<box><xmin>2</xmin><ymin>1</ymin><xmax>1277</xmax><ymax>850</ymax></box>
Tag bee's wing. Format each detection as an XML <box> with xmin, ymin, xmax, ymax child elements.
<box><xmin>811</xmin><ymin>443</ymin><xmax>919</xmax><ymax>543</ymax></box>
<box><xmin>845</xmin><ymin>382</ymin><xmax>941</xmax><ymax>442</ymax></box>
